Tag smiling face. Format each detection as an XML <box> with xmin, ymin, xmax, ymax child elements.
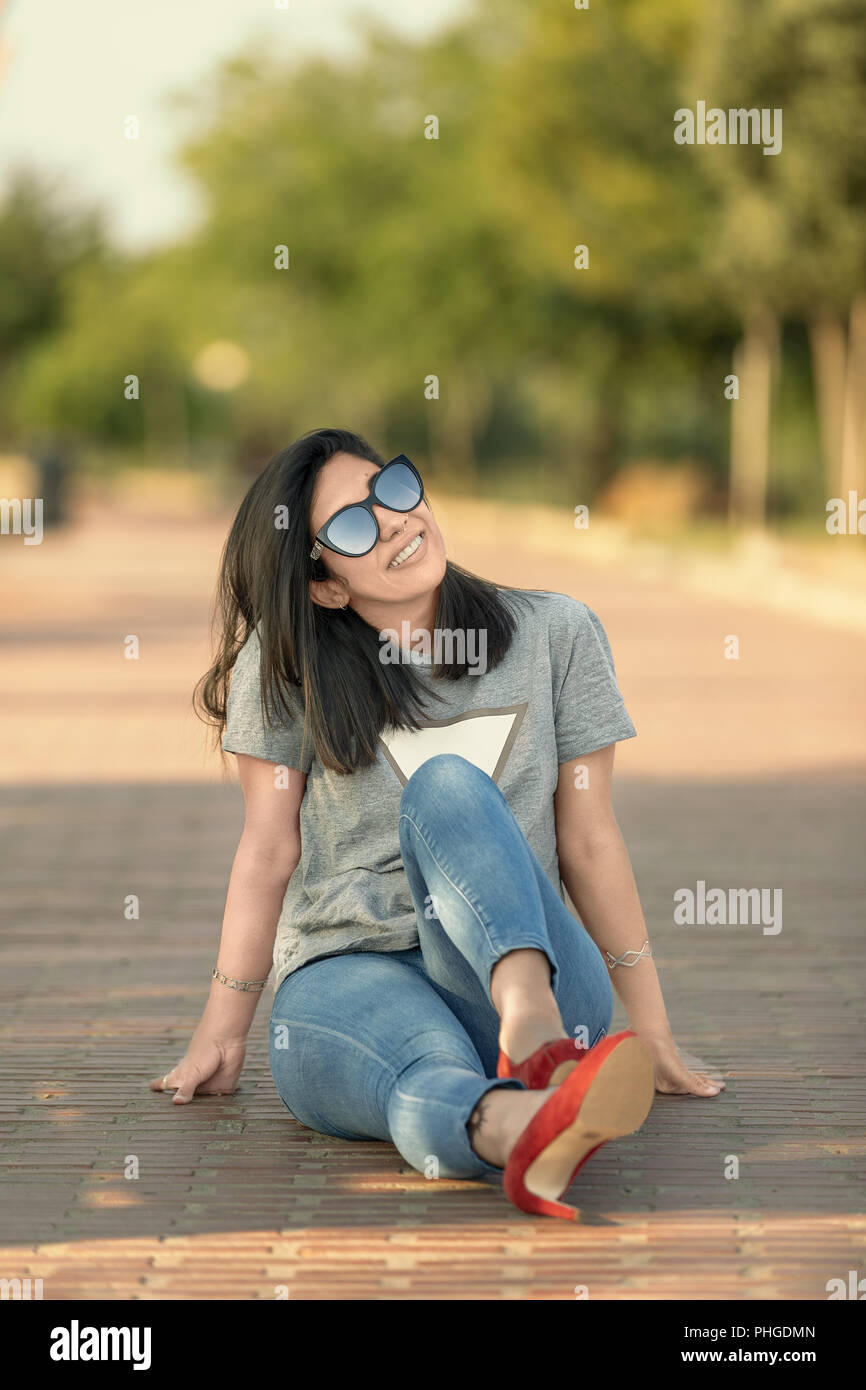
<box><xmin>308</xmin><ymin>451</ymin><xmax>447</xmax><ymax>614</ymax></box>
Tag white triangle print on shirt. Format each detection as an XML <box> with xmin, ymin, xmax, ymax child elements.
<box><xmin>378</xmin><ymin>703</ymin><xmax>527</xmax><ymax>787</ymax></box>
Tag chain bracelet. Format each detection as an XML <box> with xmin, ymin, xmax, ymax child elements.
<box><xmin>604</xmin><ymin>940</ymin><xmax>653</xmax><ymax>970</ymax></box>
<box><xmin>212</xmin><ymin>967</ymin><xmax>270</xmax><ymax>993</ymax></box>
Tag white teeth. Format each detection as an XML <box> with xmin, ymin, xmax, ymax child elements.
<box><xmin>389</xmin><ymin>533</ymin><xmax>422</xmax><ymax>568</ymax></box>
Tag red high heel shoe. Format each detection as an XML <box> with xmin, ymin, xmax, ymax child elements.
<box><xmin>503</xmin><ymin>1030</ymin><xmax>654</xmax><ymax>1221</ymax></box>
<box><xmin>497</xmin><ymin>1035</ymin><xmax>588</xmax><ymax>1089</ymax></box>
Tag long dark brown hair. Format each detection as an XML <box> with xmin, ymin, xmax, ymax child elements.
<box><xmin>194</xmin><ymin>427</ymin><xmax>522</xmax><ymax>774</ymax></box>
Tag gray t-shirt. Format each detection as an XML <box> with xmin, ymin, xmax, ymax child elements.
<box><xmin>222</xmin><ymin>588</ymin><xmax>636</xmax><ymax>993</ymax></box>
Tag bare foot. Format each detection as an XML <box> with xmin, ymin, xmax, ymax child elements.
<box><xmin>468</xmin><ymin>1086</ymin><xmax>556</xmax><ymax>1168</ymax></box>
<box><xmin>491</xmin><ymin>949</ymin><xmax>568</xmax><ymax>1066</ymax></box>
<box><xmin>498</xmin><ymin>1007</ymin><xmax>569</xmax><ymax>1066</ymax></box>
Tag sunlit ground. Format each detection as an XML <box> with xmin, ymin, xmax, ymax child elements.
<box><xmin>0</xmin><ymin>478</ymin><xmax>864</xmax><ymax>783</ymax></box>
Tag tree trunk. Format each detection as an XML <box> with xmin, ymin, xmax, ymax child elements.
<box><xmin>729</xmin><ymin>306</ymin><xmax>779</xmax><ymax>528</ymax></box>
<box><xmin>840</xmin><ymin>294</ymin><xmax>866</xmax><ymax>498</ymax></box>
<box><xmin>426</xmin><ymin>369</ymin><xmax>490</xmax><ymax>491</ymax></box>
<box><xmin>139</xmin><ymin>376</ymin><xmax>189</xmax><ymax>465</ymax></box>
<box><xmin>355</xmin><ymin>395</ymin><xmax>386</xmax><ymax>455</ymax></box>
<box><xmin>808</xmin><ymin>309</ymin><xmax>846</xmax><ymax>499</ymax></box>
<box><xmin>584</xmin><ymin>377</ymin><xmax>621</xmax><ymax>498</ymax></box>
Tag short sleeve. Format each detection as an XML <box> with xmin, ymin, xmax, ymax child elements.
<box><xmin>550</xmin><ymin>598</ymin><xmax>636</xmax><ymax>763</ymax></box>
<box><xmin>221</xmin><ymin>628</ymin><xmax>313</xmax><ymax>773</ymax></box>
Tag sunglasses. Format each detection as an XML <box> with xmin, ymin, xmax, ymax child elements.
<box><xmin>309</xmin><ymin>455</ymin><xmax>425</xmax><ymax>560</ymax></box>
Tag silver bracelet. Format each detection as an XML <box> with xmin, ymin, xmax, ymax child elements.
<box><xmin>212</xmin><ymin>967</ymin><xmax>270</xmax><ymax>993</ymax></box>
<box><xmin>604</xmin><ymin>940</ymin><xmax>652</xmax><ymax>970</ymax></box>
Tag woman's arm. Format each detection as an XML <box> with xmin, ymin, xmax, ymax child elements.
<box><xmin>149</xmin><ymin>754</ymin><xmax>306</xmax><ymax>1104</ymax></box>
<box><xmin>554</xmin><ymin>745</ymin><xmax>723</xmax><ymax>1097</ymax></box>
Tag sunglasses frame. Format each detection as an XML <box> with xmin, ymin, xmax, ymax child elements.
<box><xmin>309</xmin><ymin>455</ymin><xmax>425</xmax><ymax>561</ymax></box>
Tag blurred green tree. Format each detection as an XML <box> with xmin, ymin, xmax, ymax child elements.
<box><xmin>685</xmin><ymin>0</ymin><xmax>866</xmax><ymax>524</ymax></box>
<box><xmin>0</xmin><ymin>169</ymin><xmax>106</xmax><ymax>430</ymax></box>
<box><xmin>3</xmin><ymin>0</ymin><xmax>864</xmax><ymax>527</ymax></box>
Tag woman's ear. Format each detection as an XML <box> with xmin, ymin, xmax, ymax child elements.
<box><xmin>309</xmin><ymin>577</ymin><xmax>349</xmax><ymax>609</ymax></box>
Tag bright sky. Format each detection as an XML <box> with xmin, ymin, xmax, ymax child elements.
<box><xmin>0</xmin><ymin>0</ymin><xmax>465</xmax><ymax>251</ymax></box>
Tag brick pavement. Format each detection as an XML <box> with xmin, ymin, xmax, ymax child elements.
<box><xmin>1</xmin><ymin>504</ymin><xmax>864</xmax><ymax>1299</ymax></box>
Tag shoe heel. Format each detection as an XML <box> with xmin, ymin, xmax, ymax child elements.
<box><xmin>504</xmin><ymin>1033</ymin><xmax>654</xmax><ymax>1220</ymax></box>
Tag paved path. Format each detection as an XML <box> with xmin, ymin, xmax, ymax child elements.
<box><xmin>1</xmin><ymin>503</ymin><xmax>864</xmax><ymax>1299</ymax></box>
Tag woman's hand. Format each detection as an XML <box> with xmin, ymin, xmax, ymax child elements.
<box><xmin>641</xmin><ymin>1032</ymin><xmax>725</xmax><ymax>1097</ymax></box>
<box><xmin>149</xmin><ymin>1028</ymin><xmax>247</xmax><ymax>1105</ymax></box>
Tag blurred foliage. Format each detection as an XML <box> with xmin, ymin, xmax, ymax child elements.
<box><xmin>1</xmin><ymin>0</ymin><xmax>865</xmax><ymax>518</ymax></box>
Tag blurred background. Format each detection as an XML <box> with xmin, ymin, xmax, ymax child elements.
<box><xmin>2</xmin><ymin>9</ymin><xmax>865</xmax><ymax>502</ymax></box>
<box><xmin>1</xmin><ymin>0</ymin><xmax>865</xmax><ymax>784</ymax></box>
<box><xmin>3</xmin><ymin>0</ymin><xmax>866</xmax><ymax>515</ymax></box>
<box><xmin>3</xmin><ymin>0</ymin><xmax>866</xmax><ymax>787</ymax></box>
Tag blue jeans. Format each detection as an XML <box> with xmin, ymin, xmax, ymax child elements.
<box><xmin>269</xmin><ymin>754</ymin><xmax>613</xmax><ymax>1179</ymax></box>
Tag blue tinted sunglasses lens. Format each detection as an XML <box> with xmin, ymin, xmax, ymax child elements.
<box><xmin>326</xmin><ymin>507</ymin><xmax>378</xmax><ymax>555</ymax></box>
<box><xmin>375</xmin><ymin>462</ymin><xmax>422</xmax><ymax>510</ymax></box>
